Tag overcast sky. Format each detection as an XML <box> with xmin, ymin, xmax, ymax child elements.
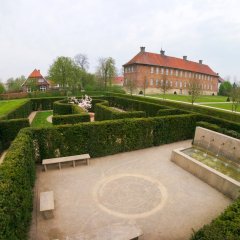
<box><xmin>0</xmin><ymin>0</ymin><xmax>240</xmax><ymax>82</ymax></box>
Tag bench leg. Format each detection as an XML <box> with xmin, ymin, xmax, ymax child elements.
<box><xmin>87</xmin><ymin>158</ymin><xmax>89</xmax><ymax>165</ymax></box>
<box><xmin>44</xmin><ymin>164</ymin><xmax>47</xmax><ymax>172</ymax></box>
<box><xmin>73</xmin><ymin>160</ymin><xmax>75</xmax><ymax>167</ymax></box>
<box><xmin>58</xmin><ymin>162</ymin><xmax>61</xmax><ymax>170</ymax></box>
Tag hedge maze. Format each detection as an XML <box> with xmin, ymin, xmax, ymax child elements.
<box><xmin>0</xmin><ymin>93</ymin><xmax>240</xmax><ymax>239</ymax></box>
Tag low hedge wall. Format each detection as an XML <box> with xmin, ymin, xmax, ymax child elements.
<box><xmin>109</xmin><ymin>93</ymin><xmax>240</xmax><ymax>122</ymax></box>
<box><xmin>0</xmin><ymin>118</ymin><xmax>30</xmax><ymax>153</ymax></box>
<box><xmin>31</xmin><ymin>97</ymin><xmax>64</xmax><ymax>111</ymax></box>
<box><xmin>31</xmin><ymin>114</ymin><xmax>199</xmax><ymax>161</ymax></box>
<box><xmin>94</xmin><ymin>100</ymin><xmax>146</xmax><ymax>121</ymax></box>
<box><xmin>52</xmin><ymin>114</ymin><xmax>90</xmax><ymax>125</ymax></box>
<box><xmin>107</xmin><ymin>96</ymin><xmax>170</xmax><ymax>117</ymax></box>
<box><xmin>191</xmin><ymin>197</ymin><xmax>240</xmax><ymax>240</ymax></box>
<box><xmin>157</xmin><ymin>108</ymin><xmax>190</xmax><ymax>116</ymax></box>
<box><xmin>53</xmin><ymin>99</ymin><xmax>72</xmax><ymax>115</ymax></box>
<box><xmin>0</xmin><ymin>99</ymin><xmax>32</xmax><ymax>120</ymax></box>
<box><xmin>197</xmin><ymin>121</ymin><xmax>240</xmax><ymax>139</ymax></box>
<box><xmin>0</xmin><ymin>129</ymin><xmax>36</xmax><ymax>240</ymax></box>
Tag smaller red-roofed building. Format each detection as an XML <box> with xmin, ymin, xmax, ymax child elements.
<box><xmin>123</xmin><ymin>47</ymin><xmax>221</xmax><ymax>95</ymax></box>
<box><xmin>113</xmin><ymin>76</ymin><xmax>124</xmax><ymax>86</ymax></box>
<box><xmin>22</xmin><ymin>69</ymin><xmax>50</xmax><ymax>92</ymax></box>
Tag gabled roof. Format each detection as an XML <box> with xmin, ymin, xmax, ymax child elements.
<box><xmin>124</xmin><ymin>51</ymin><xmax>218</xmax><ymax>76</ymax></box>
<box><xmin>28</xmin><ymin>69</ymin><xmax>43</xmax><ymax>78</ymax></box>
<box><xmin>113</xmin><ymin>76</ymin><xmax>124</xmax><ymax>84</ymax></box>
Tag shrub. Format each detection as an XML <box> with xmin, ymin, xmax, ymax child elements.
<box><xmin>31</xmin><ymin>97</ymin><xmax>64</xmax><ymax>111</ymax></box>
<box><xmin>0</xmin><ymin>118</ymin><xmax>30</xmax><ymax>152</ymax></box>
<box><xmin>52</xmin><ymin>114</ymin><xmax>90</xmax><ymax>125</ymax></box>
<box><xmin>157</xmin><ymin>109</ymin><xmax>190</xmax><ymax>116</ymax></box>
<box><xmin>31</xmin><ymin>113</ymin><xmax>199</xmax><ymax>161</ymax></box>
<box><xmin>0</xmin><ymin>129</ymin><xmax>36</xmax><ymax>240</ymax></box>
<box><xmin>53</xmin><ymin>99</ymin><xmax>72</xmax><ymax>115</ymax></box>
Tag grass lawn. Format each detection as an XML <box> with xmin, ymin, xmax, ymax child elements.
<box><xmin>31</xmin><ymin>111</ymin><xmax>53</xmax><ymax>127</ymax></box>
<box><xmin>146</xmin><ymin>94</ymin><xmax>228</xmax><ymax>103</ymax></box>
<box><xmin>0</xmin><ymin>99</ymin><xmax>29</xmax><ymax>117</ymax></box>
<box><xmin>199</xmin><ymin>103</ymin><xmax>240</xmax><ymax>113</ymax></box>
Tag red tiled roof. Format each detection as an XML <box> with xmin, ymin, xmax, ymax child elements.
<box><xmin>114</xmin><ymin>76</ymin><xmax>124</xmax><ymax>84</ymax></box>
<box><xmin>28</xmin><ymin>69</ymin><xmax>43</xmax><ymax>78</ymax></box>
<box><xmin>124</xmin><ymin>52</ymin><xmax>218</xmax><ymax>76</ymax></box>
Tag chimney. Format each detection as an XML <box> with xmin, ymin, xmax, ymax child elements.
<box><xmin>140</xmin><ymin>46</ymin><xmax>145</xmax><ymax>53</ymax></box>
<box><xmin>183</xmin><ymin>56</ymin><xmax>187</xmax><ymax>60</ymax></box>
<box><xmin>160</xmin><ymin>49</ymin><xmax>165</xmax><ymax>55</ymax></box>
<box><xmin>199</xmin><ymin>60</ymin><xmax>203</xmax><ymax>64</ymax></box>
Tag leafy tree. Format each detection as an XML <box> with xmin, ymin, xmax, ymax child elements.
<box><xmin>6</xmin><ymin>75</ymin><xmax>26</xmax><ymax>92</ymax></box>
<box><xmin>159</xmin><ymin>74</ymin><xmax>171</xmax><ymax>99</ymax></box>
<box><xmin>125</xmin><ymin>79</ymin><xmax>137</xmax><ymax>96</ymax></box>
<box><xmin>218</xmin><ymin>81</ymin><xmax>232</xmax><ymax>96</ymax></box>
<box><xmin>74</xmin><ymin>53</ymin><xmax>89</xmax><ymax>71</ymax></box>
<box><xmin>48</xmin><ymin>56</ymin><xmax>83</xmax><ymax>94</ymax></box>
<box><xmin>231</xmin><ymin>82</ymin><xmax>240</xmax><ymax>112</ymax></box>
<box><xmin>0</xmin><ymin>82</ymin><xmax>5</xmax><ymax>94</ymax></box>
<box><xmin>96</xmin><ymin>57</ymin><xmax>117</xmax><ymax>90</ymax></box>
<box><xmin>187</xmin><ymin>75</ymin><xmax>202</xmax><ymax>104</ymax></box>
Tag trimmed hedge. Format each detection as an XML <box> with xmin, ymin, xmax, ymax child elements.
<box><xmin>0</xmin><ymin>118</ymin><xmax>30</xmax><ymax>152</ymax></box>
<box><xmin>109</xmin><ymin>93</ymin><xmax>240</xmax><ymax>122</ymax></box>
<box><xmin>191</xmin><ymin>197</ymin><xmax>240</xmax><ymax>240</ymax></box>
<box><xmin>31</xmin><ymin>114</ymin><xmax>199</xmax><ymax>161</ymax></box>
<box><xmin>0</xmin><ymin>129</ymin><xmax>36</xmax><ymax>240</ymax></box>
<box><xmin>107</xmin><ymin>96</ymin><xmax>170</xmax><ymax>117</ymax></box>
<box><xmin>197</xmin><ymin>121</ymin><xmax>240</xmax><ymax>139</ymax></box>
<box><xmin>31</xmin><ymin>97</ymin><xmax>64</xmax><ymax>111</ymax></box>
<box><xmin>157</xmin><ymin>108</ymin><xmax>190</xmax><ymax>116</ymax></box>
<box><xmin>53</xmin><ymin>99</ymin><xmax>72</xmax><ymax>115</ymax></box>
<box><xmin>52</xmin><ymin>114</ymin><xmax>90</xmax><ymax>125</ymax></box>
<box><xmin>0</xmin><ymin>100</ymin><xmax>32</xmax><ymax>120</ymax></box>
<box><xmin>94</xmin><ymin>100</ymin><xmax>146</xmax><ymax>121</ymax></box>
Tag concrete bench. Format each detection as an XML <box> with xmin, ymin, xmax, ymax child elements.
<box><xmin>42</xmin><ymin>154</ymin><xmax>90</xmax><ymax>171</ymax></box>
<box><xmin>40</xmin><ymin>191</ymin><xmax>54</xmax><ymax>219</ymax></box>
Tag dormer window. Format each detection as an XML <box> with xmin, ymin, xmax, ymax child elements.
<box><xmin>38</xmin><ymin>78</ymin><xmax>44</xmax><ymax>83</ymax></box>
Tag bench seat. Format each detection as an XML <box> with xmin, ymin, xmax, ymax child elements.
<box><xmin>42</xmin><ymin>154</ymin><xmax>90</xmax><ymax>171</ymax></box>
<box><xmin>40</xmin><ymin>191</ymin><xmax>54</xmax><ymax>219</ymax></box>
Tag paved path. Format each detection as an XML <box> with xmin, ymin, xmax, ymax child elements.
<box><xmin>28</xmin><ymin>111</ymin><xmax>37</xmax><ymax>124</ymax></box>
<box><xmin>29</xmin><ymin>140</ymin><xmax>231</xmax><ymax>240</ymax></box>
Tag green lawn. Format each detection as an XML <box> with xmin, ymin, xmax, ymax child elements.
<box><xmin>0</xmin><ymin>99</ymin><xmax>29</xmax><ymax>117</ymax></box>
<box><xmin>31</xmin><ymin>111</ymin><xmax>53</xmax><ymax>127</ymax></box>
<box><xmin>146</xmin><ymin>94</ymin><xmax>228</xmax><ymax>103</ymax></box>
<box><xmin>199</xmin><ymin>103</ymin><xmax>240</xmax><ymax>113</ymax></box>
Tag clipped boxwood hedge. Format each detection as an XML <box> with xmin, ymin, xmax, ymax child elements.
<box><xmin>31</xmin><ymin>97</ymin><xmax>64</xmax><ymax>111</ymax></box>
<box><xmin>0</xmin><ymin>118</ymin><xmax>30</xmax><ymax>152</ymax></box>
<box><xmin>52</xmin><ymin>113</ymin><xmax>90</xmax><ymax>125</ymax></box>
<box><xmin>191</xmin><ymin>197</ymin><xmax>240</xmax><ymax>240</ymax></box>
<box><xmin>0</xmin><ymin>129</ymin><xmax>36</xmax><ymax>240</ymax></box>
<box><xmin>157</xmin><ymin>108</ymin><xmax>190</xmax><ymax>116</ymax></box>
<box><xmin>31</xmin><ymin>113</ymin><xmax>199</xmax><ymax>161</ymax></box>
<box><xmin>94</xmin><ymin>100</ymin><xmax>146</xmax><ymax>121</ymax></box>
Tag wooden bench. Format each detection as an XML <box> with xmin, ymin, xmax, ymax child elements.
<box><xmin>40</xmin><ymin>191</ymin><xmax>54</xmax><ymax>219</ymax></box>
<box><xmin>42</xmin><ymin>154</ymin><xmax>90</xmax><ymax>171</ymax></box>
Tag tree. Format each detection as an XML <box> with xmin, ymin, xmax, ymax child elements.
<box><xmin>6</xmin><ymin>75</ymin><xmax>26</xmax><ymax>92</ymax></box>
<box><xmin>231</xmin><ymin>82</ymin><xmax>240</xmax><ymax>112</ymax></box>
<box><xmin>125</xmin><ymin>79</ymin><xmax>137</xmax><ymax>96</ymax></box>
<box><xmin>74</xmin><ymin>54</ymin><xmax>89</xmax><ymax>71</ymax></box>
<box><xmin>159</xmin><ymin>74</ymin><xmax>171</xmax><ymax>99</ymax></box>
<box><xmin>187</xmin><ymin>75</ymin><xmax>202</xmax><ymax>104</ymax></box>
<box><xmin>0</xmin><ymin>82</ymin><xmax>5</xmax><ymax>94</ymax></box>
<box><xmin>218</xmin><ymin>81</ymin><xmax>232</xmax><ymax>96</ymax></box>
<box><xmin>96</xmin><ymin>57</ymin><xmax>117</xmax><ymax>90</ymax></box>
<box><xmin>48</xmin><ymin>56</ymin><xmax>83</xmax><ymax>94</ymax></box>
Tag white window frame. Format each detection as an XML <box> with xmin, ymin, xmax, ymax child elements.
<box><xmin>40</xmin><ymin>86</ymin><xmax>47</xmax><ymax>92</ymax></box>
<box><xmin>151</xmin><ymin>67</ymin><xmax>154</xmax><ymax>74</ymax></box>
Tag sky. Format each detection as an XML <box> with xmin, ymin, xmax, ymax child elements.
<box><xmin>0</xmin><ymin>0</ymin><xmax>240</xmax><ymax>82</ymax></box>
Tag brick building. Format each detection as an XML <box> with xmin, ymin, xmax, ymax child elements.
<box><xmin>22</xmin><ymin>69</ymin><xmax>50</xmax><ymax>92</ymax></box>
<box><xmin>123</xmin><ymin>47</ymin><xmax>220</xmax><ymax>95</ymax></box>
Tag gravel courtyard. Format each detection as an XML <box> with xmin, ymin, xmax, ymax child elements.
<box><xmin>29</xmin><ymin>140</ymin><xmax>231</xmax><ymax>240</ymax></box>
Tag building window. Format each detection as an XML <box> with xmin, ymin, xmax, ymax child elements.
<box><xmin>176</xmin><ymin>70</ymin><xmax>178</xmax><ymax>76</ymax></box>
<box><xmin>161</xmin><ymin>79</ymin><xmax>163</xmax><ymax>86</ymax></box>
<box><xmin>150</xmin><ymin>79</ymin><xmax>154</xmax><ymax>86</ymax></box>
<box><xmin>170</xmin><ymin>69</ymin><xmax>173</xmax><ymax>75</ymax></box>
<box><xmin>125</xmin><ymin>79</ymin><xmax>128</xmax><ymax>85</ymax></box>
<box><xmin>210</xmin><ymin>85</ymin><xmax>213</xmax><ymax>90</ymax></box>
<box><xmin>161</xmin><ymin>68</ymin><xmax>164</xmax><ymax>74</ymax></box>
<box><xmin>180</xmin><ymin>81</ymin><xmax>182</xmax><ymax>88</ymax></box>
<box><xmin>180</xmin><ymin>71</ymin><xmax>183</xmax><ymax>77</ymax></box>
<box><xmin>189</xmin><ymin>72</ymin><xmax>191</xmax><ymax>78</ymax></box>
<box><xmin>185</xmin><ymin>72</ymin><xmax>187</xmax><ymax>77</ymax></box>
<box><xmin>156</xmin><ymin>79</ymin><xmax>159</xmax><ymax>86</ymax></box>
<box><xmin>151</xmin><ymin>67</ymin><xmax>154</xmax><ymax>73</ymax></box>
<box><xmin>38</xmin><ymin>78</ymin><xmax>44</xmax><ymax>83</ymax></box>
<box><xmin>170</xmin><ymin>81</ymin><xmax>172</xmax><ymax>87</ymax></box>
<box><xmin>27</xmin><ymin>87</ymin><xmax>31</xmax><ymax>93</ymax></box>
<box><xmin>166</xmin><ymin>69</ymin><xmax>168</xmax><ymax>75</ymax></box>
<box><xmin>175</xmin><ymin>81</ymin><xmax>178</xmax><ymax>87</ymax></box>
<box><xmin>40</xmin><ymin>86</ymin><xmax>47</xmax><ymax>92</ymax></box>
<box><xmin>156</xmin><ymin>68</ymin><xmax>159</xmax><ymax>74</ymax></box>
<box><xmin>184</xmin><ymin>82</ymin><xmax>186</xmax><ymax>88</ymax></box>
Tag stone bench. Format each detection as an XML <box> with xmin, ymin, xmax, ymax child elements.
<box><xmin>40</xmin><ymin>191</ymin><xmax>54</xmax><ymax>219</ymax></box>
<box><xmin>42</xmin><ymin>154</ymin><xmax>90</xmax><ymax>171</ymax></box>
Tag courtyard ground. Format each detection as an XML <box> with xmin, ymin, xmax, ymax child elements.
<box><xmin>29</xmin><ymin>140</ymin><xmax>231</xmax><ymax>240</ymax></box>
